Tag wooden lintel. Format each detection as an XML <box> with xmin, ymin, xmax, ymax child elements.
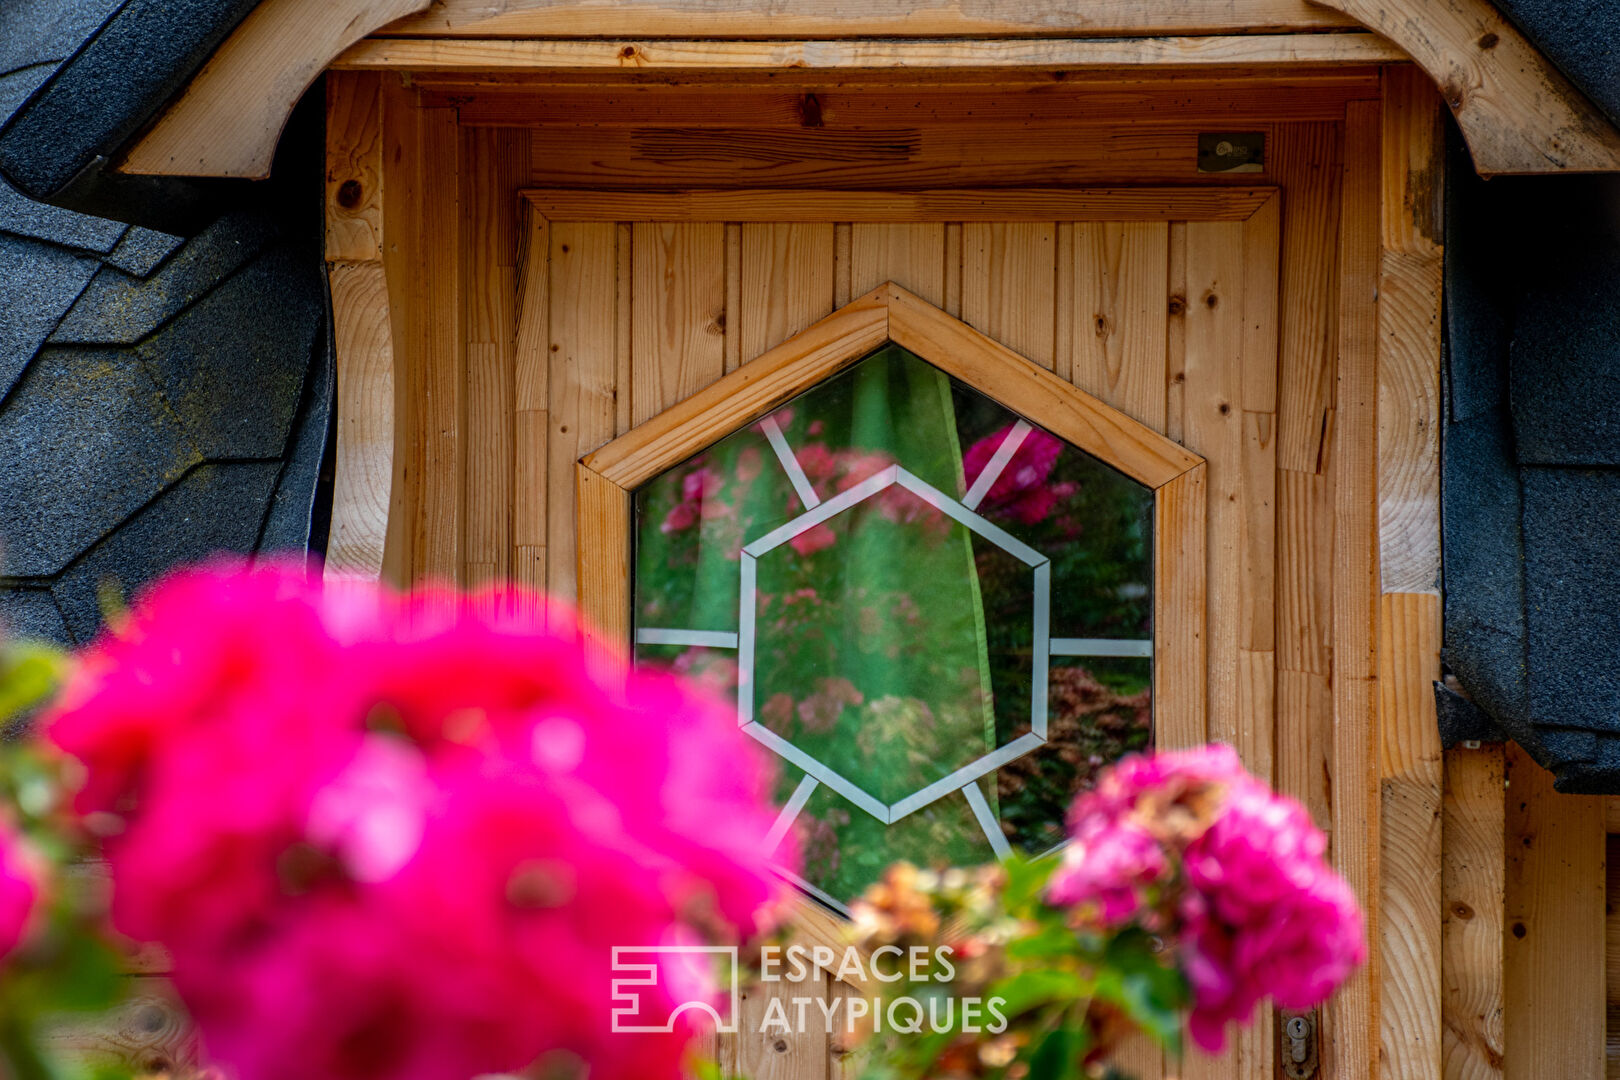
<box><xmin>1310</xmin><ymin>0</ymin><xmax>1620</xmax><ymax>174</ymax></box>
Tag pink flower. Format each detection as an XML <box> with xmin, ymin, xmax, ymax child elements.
<box><xmin>46</xmin><ymin>561</ymin><xmax>793</xmax><ymax>1080</ymax></box>
<box><xmin>789</xmin><ymin>523</ymin><xmax>837</xmax><ymax>557</ymax></box>
<box><xmin>961</xmin><ymin>425</ymin><xmax>1068</xmax><ymax>524</ymax></box>
<box><xmin>0</xmin><ymin>819</ymin><xmax>40</xmax><ymax>962</ymax></box>
<box><xmin>1046</xmin><ymin>746</ymin><xmax>1364</xmax><ymax>1054</ymax></box>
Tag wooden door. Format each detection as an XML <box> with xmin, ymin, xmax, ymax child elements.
<box><xmin>504</xmin><ymin>186</ymin><xmax>1285</xmax><ymax>1078</ymax></box>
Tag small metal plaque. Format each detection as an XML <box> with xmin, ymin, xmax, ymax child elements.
<box><xmin>1197</xmin><ymin>131</ymin><xmax>1266</xmax><ymax>173</ymax></box>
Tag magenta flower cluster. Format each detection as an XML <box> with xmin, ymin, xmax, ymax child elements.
<box><xmin>46</xmin><ymin>562</ymin><xmax>790</xmax><ymax>1080</ymax></box>
<box><xmin>1045</xmin><ymin>745</ymin><xmax>1365</xmax><ymax>1053</ymax></box>
<box><xmin>0</xmin><ymin>818</ymin><xmax>38</xmax><ymax>963</ymax></box>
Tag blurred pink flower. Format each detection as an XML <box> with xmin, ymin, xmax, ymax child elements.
<box><xmin>961</xmin><ymin>425</ymin><xmax>1071</xmax><ymax>525</ymax></box>
<box><xmin>789</xmin><ymin>523</ymin><xmax>837</xmax><ymax>557</ymax></box>
<box><xmin>1046</xmin><ymin>745</ymin><xmax>1364</xmax><ymax>1054</ymax></box>
<box><xmin>46</xmin><ymin>561</ymin><xmax>791</xmax><ymax>1080</ymax></box>
<box><xmin>0</xmin><ymin>819</ymin><xmax>40</xmax><ymax>961</ymax></box>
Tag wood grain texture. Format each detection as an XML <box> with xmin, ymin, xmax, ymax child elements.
<box><xmin>575</xmin><ymin>464</ymin><xmax>630</xmax><ymax>663</ymax></box>
<box><xmin>1377</xmin><ymin>66</ymin><xmax>1446</xmax><ymax>1080</ymax></box>
<box><xmin>1308</xmin><ymin>0</ymin><xmax>1620</xmax><ymax>174</ymax></box>
<box><xmin>961</xmin><ymin>222</ymin><xmax>1057</xmax><ymax>370</ymax></box>
<box><xmin>1153</xmin><ymin>462</ymin><xmax>1207</xmax><ymax>755</ymax></box>
<box><xmin>1442</xmin><ymin>745</ymin><xmax>1504</xmax><ymax>1080</ymax></box>
<box><xmin>326</xmin><ymin>261</ymin><xmax>396</xmax><ymax>580</ymax></box>
<box><xmin>41</xmin><ymin>977</ymin><xmax>203</xmax><ymax>1077</ymax></box>
<box><xmin>1181</xmin><ymin>219</ymin><xmax>1245</xmax><ymax>761</ymax></box>
<box><xmin>120</xmin><ymin>0</ymin><xmax>430</xmax><ymax>178</ymax></box>
<box><xmin>1503</xmin><ymin>743</ymin><xmax>1605</xmax><ymax>1080</ymax></box>
<box><xmin>1271</xmin><ymin>121</ymin><xmax>1343</xmax><ymax>475</ymax></box>
<box><xmin>546</xmin><ymin>222</ymin><xmax>620</xmax><ymax>605</ymax></box>
<box><xmin>463</xmin><ymin>127</ymin><xmax>526</xmax><ymax>587</ymax></box>
<box><xmin>1607</xmin><ymin>836</ymin><xmax>1620</xmax><ymax>1080</ymax></box>
<box><xmin>524</xmin><ymin>123</ymin><xmax>1284</xmax><ymax>191</ymax></box>
<box><xmin>379</xmin><ymin>84</ymin><xmax>463</xmax><ymax>586</ymax></box>
<box><xmin>325</xmin><ymin>71</ymin><xmax>383</xmax><ymax>261</ymax></box>
<box><xmin>521</xmin><ymin>187</ymin><xmax>1275</xmax><ymax>222</ymax></box>
<box><xmin>1377</xmin><ymin>67</ymin><xmax>1444</xmax><ymax>596</ymax></box>
<box><xmin>380</xmin><ymin>0</ymin><xmax>1354</xmax><ymax>37</ymax></box>
<box><xmin>1379</xmin><ymin>592</ymin><xmax>1443</xmax><ymax>1080</ymax></box>
<box><xmin>1326</xmin><ymin>98</ymin><xmax>1381</xmax><ymax>1080</ymax></box>
<box><xmin>450</xmin><ymin>79</ymin><xmax>1381</xmax><ymax>129</ymax></box>
<box><xmin>513</xmin><ymin>209</ymin><xmax>550</xmax><ymax>604</ymax></box>
<box><xmin>1067</xmin><ymin>222</ymin><xmax>1169</xmax><ymax>430</ymax></box>
<box><xmin>849</xmin><ymin>223</ymin><xmax>945</xmax><ymax>305</ymax></box>
<box><xmin>336</xmin><ymin>34</ymin><xmax>1403</xmax><ymax>74</ymax></box>
<box><xmin>740</xmin><ymin>223</ymin><xmax>836</xmax><ymax>360</ymax></box>
<box><xmin>631</xmin><ymin>222</ymin><xmax>728</xmax><ymax>424</ymax></box>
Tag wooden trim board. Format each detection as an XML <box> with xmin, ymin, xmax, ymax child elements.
<box><xmin>522</xmin><ymin>187</ymin><xmax>1277</xmax><ymax>223</ymax></box>
<box><xmin>333</xmin><ymin>34</ymin><xmax>1406</xmax><ymax>74</ymax></box>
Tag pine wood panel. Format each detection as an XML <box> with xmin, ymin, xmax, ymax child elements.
<box><xmin>326</xmin><ymin>260</ymin><xmax>396</xmax><ymax>580</ymax></box>
<box><xmin>739</xmin><ymin>223</ymin><xmax>837</xmax><ymax>360</ymax></box>
<box><xmin>335</xmin><ymin>34</ymin><xmax>1402</xmax><ymax>76</ymax></box>
<box><xmin>961</xmin><ymin>223</ymin><xmax>1057</xmax><ymax>370</ymax></box>
<box><xmin>1377</xmin><ymin>67</ymin><xmax>1446</xmax><ymax>1080</ymax></box>
<box><xmin>1066</xmin><ymin>222</ymin><xmax>1169</xmax><ymax>430</ymax></box>
<box><xmin>1379</xmin><ymin>592</ymin><xmax>1444</xmax><ymax>1080</ymax></box>
<box><xmin>463</xmin><ymin>127</ymin><xmax>527</xmax><ymax>588</ymax></box>
<box><xmin>377</xmin><ymin>0</ymin><xmax>1354</xmax><ymax>38</ymax></box>
<box><xmin>1504</xmin><ymin>743</ymin><xmax>1606</xmax><ymax>1080</ymax></box>
<box><xmin>1327</xmin><ymin>98</ymin><xmax>1381</xmax><ymax>1080</ymax></box>
<box><xmin>525</xmin><ymin>122</ymin><xmax>1282</xmax><ymax>192</ymax></box>
<box><xmin>546</xmin><ymin>222</ymin><xmax>621</xmax><ymax>609</ymax></box>
<box><xmin>446</xmin><ymin>81</ymin><xmax>1380</xmax><ymax>129</ymax></box>
<box><xmin>849</xmin><ymin>224</ymin><xmax>945</xmax><ymax>305</ymax></box>
<box><xmin>1443</xmin><ymin>745</ymin><xmax>1505</xmax><ymax>1080</ymax></box>
<box><xmin>513</xmin><ymin>209</ymin><xmax>550</xmax><ymax>606</ymax></box>
<box><xmin>631</xmin><ymin>222</ymin><xmax>728</xmax><ymax>424</ymax></box>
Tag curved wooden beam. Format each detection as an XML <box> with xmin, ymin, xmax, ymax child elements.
<box><xmin>117</xmin><ymin>0</ymin><xmax>430</xmax><ymax>179</ymax></box>
<box><xmin>1310</xmin><ymin>0</ymin><xmax>1620</xmax><ymax>174</ymax></box>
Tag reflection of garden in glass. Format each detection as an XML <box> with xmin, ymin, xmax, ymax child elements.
<box><xmin>632</xmin><ymin>344</ymin><xmax>1154</xmax><ymax>905</ymax></box>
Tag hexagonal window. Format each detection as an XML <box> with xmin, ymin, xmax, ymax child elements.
<box><xmin>581</xmin><ymin>284</ymin><xmax>1205</xmax><ymax>910</ymax></box>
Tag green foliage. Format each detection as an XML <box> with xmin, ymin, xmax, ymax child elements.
<box><xmin>0</xmin><ymin>636</ymin><xmax>134</xmax><ymax>1080</ymax></box>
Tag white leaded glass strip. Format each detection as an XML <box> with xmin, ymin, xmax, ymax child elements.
<box><xmin>962</xmin><ymin>419</ymin><xmax>1033</xmax><ymax>510</ymax></box>
<box><xmin>1049</xmin><ymin>638</ymin><xmax>1154</xmax><ymax>658</ymax></box>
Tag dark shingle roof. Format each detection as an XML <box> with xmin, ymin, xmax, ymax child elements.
<box><xmin>1442</xmin><ymin>127</ymin><xmax>1620</xmax><ymax>792</ymax></box>
<box><xmin>0</xmin><ymin>0</ymin><xmax>332</xmax><ymax>652</ymax></box>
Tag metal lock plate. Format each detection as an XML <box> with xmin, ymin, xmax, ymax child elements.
<box><xmin>1281</xmin><ymin>1010</ymin><xmax>1319</xmax><ymax>1078</ymax></box>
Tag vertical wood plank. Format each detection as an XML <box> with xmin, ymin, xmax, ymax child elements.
<box><xmin>1504</xmin><ymin>743</ymin><xmax>1606</xmax><ymax>1080</ymax></box>
<box><xmin>731</xmin><ymin>970</ymin><xmax>832</xmax><ymax>1080</ymax></box>
<box><xmin>1178</xmin><ymin>224</ymin><xmax>1244</xmax><ymax>1080</ymax></box>
<box><xmin>739</xmin><ymin>223</ymin><xmax>836</xmax><ymax>361</ymax></box>
<box><xmin>833</xmin><ymin>222</ymin><xmax>852</xmax><ymax>308</ymax></box>
<box><xmin>1272</xmin><ymin>122</ymin><xmax>1343</xmax><ymax>475</ymax></box>
<box><xmin>1443</xmin><ymin>745</ymin><xmax>1505</xmax><ymax>1080</ymax></box>
<box><xmin>724</xmin><ymin>222</ymin><xmax>743</xmax><ymax>373</ymax></box>
<box><xmin>1378</xmin><ymin>64</ymin><xmax>1447</xmax><ymax>1080</ymax></box>
<box><xmin>325</xmin><ymin>261</ymin><xmax>395</xmax><ymax>581</ymax></box>
<box><xmin>1329</xmin><ymin>97</ymin><xmax>1382</xmax><ymax>1080</ymax></box>
<box><xmin>1154</xmin><ymin>462</ymin><xmax>1206</xmax><ymax>754</ymax></box>
<box><xmin>379</xmin><ymin>78</ymin><xmax>461</xmax><ymax>588</ymax></box>
<box><xmin>1379</xmin><ymin>592</ymin><xmax>1444</xmax><ymax>1080</ymax></box>
<box><xmin>632</xmin><ymin>222</ymin><xmax>727</xmax><ymax>426</ymax></box>
<box><xmin>1181</xmin><ymin>220</ymin><xmax>1245</xmax><ymax>759</ymax></box>
<box><xmin>324</xmin><ymin>71</ymin><xmax>382</xmax><ymax>263</ymax></box>
<box><xmin>575</xmin><ymin>464</ymin><xmax>629</xmax><ymax>659</ymax></box>
<box><xmin>1377</xmin><ymin>67</ymin><xmax>1445</xmax><ymax>597</ymax></box>
<box><xmin>1164</xmin><ymin>221</ymin><xmax>1187</xmax><ymax>445</ymax></box>
<box><xmin>849</xmin><ymin>223</ymin><xmax>944</xmax><ymax>305</ymax></box>
<box><xmin>1607</xmin><ymin>836</ymin><xmax>1620</xmax><ymax>1080</ymax></box>
<box><xmin>513</xmin><ymin>208</ymin><xmax>549</xmax><ymax>608</ymax></box>
<box><xmin>1068</xmin><ymin>222</ymin><xmax>1170</xmax><ymax>430</ymax></box>
<box><xmin>961</xmin><ymin>222</ymin><xmax>1057</xmax><ymax>370</ymax></box>
<box><xmin>462</xmin><ymin>126</ymin><xmax>525</xmax><ymax>590</ymax></box>
<box><xmin>547</xmin><ymin>222</ymin><xmax>619</xmax><ymax>610</ymax></box>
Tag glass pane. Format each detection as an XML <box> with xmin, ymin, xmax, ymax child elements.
<box><xmin>632</xmin><ymin>344</ymin><xmax>1155</xmax><ymax>906</ymax></box>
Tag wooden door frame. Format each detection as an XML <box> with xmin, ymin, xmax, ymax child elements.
<box><xmin>319</xmin><ymin>74</ymin><xmax>1458</xmax><ymax>1079</ymax></box>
